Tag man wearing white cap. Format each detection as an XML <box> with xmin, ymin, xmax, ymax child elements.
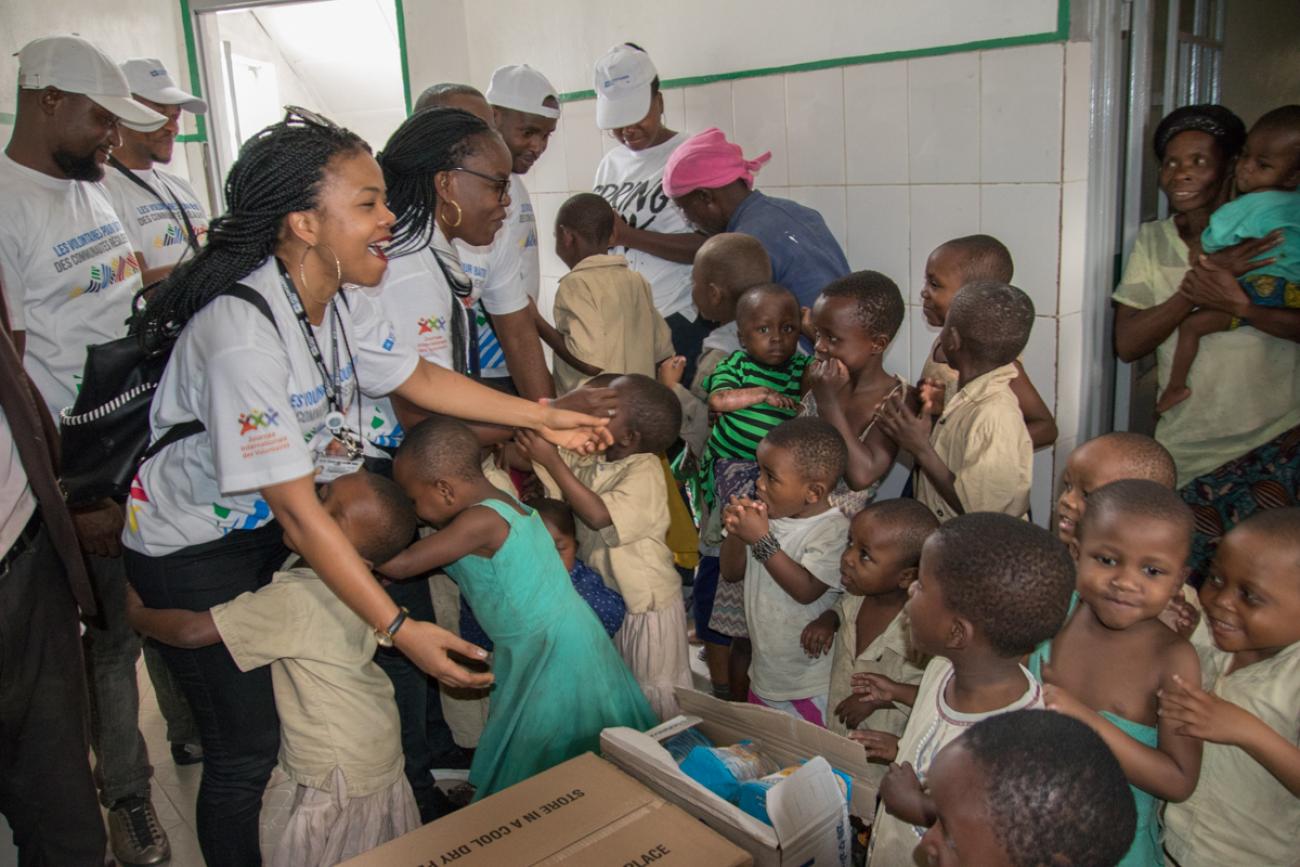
<box><xmin>457</xmin><ymin>63</ymin><xmax>559</xmax><ymax>400</ymax></box>
<box><xmin>103</xmin><ymin>58</ymin><xmax>210</xmax><ymax>286</ymax></box>
<box><xmin>0</xmin><ymin>34</ymin><xmax>170</xmax><ymax>866</ymax></box>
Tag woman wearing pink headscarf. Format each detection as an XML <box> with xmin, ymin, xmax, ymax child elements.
<box><xmin>664</xmin><ymin>127</ymin><xmax>850</xmax><ymax>312</ymax></box>
<box><xmin>591</xmin><ymin>44</ymin><xmax>709</xmax><ymax>382</ymax></box>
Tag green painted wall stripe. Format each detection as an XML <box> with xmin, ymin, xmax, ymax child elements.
<box><xmin>561</xmin><ymin>0</ymin><xmax>1070</xmax><ymax>102</ymax></box>
<box><xmin>395</xmin><ymin>0</ymin><xmax>412</xmax><ymax>115</ymax></box>
<box><xmin>178</xmin><ymin>0</ymin><xmax>207</xmax><ymax>143</ymax></box>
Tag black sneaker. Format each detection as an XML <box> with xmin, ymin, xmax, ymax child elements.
<box><xmin>170</xmin><ymin>742</ymin><xmax>203</xmax><ymax>766</ymax></box>
<box><xmin>107</xmin><ymin>797</ymin><xmax>171</xmax><ymax>866</ymax></box>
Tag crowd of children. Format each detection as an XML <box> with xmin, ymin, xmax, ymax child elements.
<box><xmin>123</xmin><ymin>126</ymin><xmax>1300</xmax><ymax>867</ymax></box>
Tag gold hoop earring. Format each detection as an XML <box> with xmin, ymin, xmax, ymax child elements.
<box><xmin>297</xmin><ymin>244</ymin><xmax>342</xmax><ymax>303</ymax></box>
<box><xmin>440</xmin><ymin>200</ymin><xmax>463</xmax><ymax>228</ymax></box>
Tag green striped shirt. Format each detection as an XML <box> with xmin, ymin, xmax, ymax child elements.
<box><xmin>703</xmin><ymin>350</ymin><xmax>810</xmax><ymax>464</ymax></box>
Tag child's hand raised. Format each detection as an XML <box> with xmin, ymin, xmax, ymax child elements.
<box><xmin>851</xmin><ymin>672</ymin><xmax>909</xmax><ymax>707</ymax></box>
<box><xmin>724</xmin><ymin>496</ymin><xmax>771</xmax><ymax>544</ymax></box>
<box><xmin>809</xmin><ymin>358</ymin><xmax>850</xmax><ymax>403</ymax></box>
<box><xmin>657</xmin><ymin>355</ymin><xmax>687</xmax><ymax>389</ymax></box>
<box><xmin>800</xmin><ymin>611</ymin><xmax>837</xmax><ymax>657</ymax></box>
<box><xmin>874</xmin><ymin>390</ymin><xmax>931</xmax><ymax>455</ymax></box>
<box><xmin>848</xmin><ymin>727</ymin><xmax>900</xmax><ymax>762</ymax></box>
<box><xmin>917</xmin><ymin>377</ymin><xmax>946</xmax><ymax>416</ymax></box>
<box><xmin>1158</xmin><ymin>673</ymin><xmax>1253</xmax><ymax>746</ymax></box>
<box><xmin>879</xmin><ymin>761</ymin><xmax>932</xmax><ymax>825</ymax></box>
<box><xmin>1157</xmin><ymin>594</ymin><xmax>1201</xmax><ymax>639</ymax></box>
<box><xmin>515</xmin><ymin>429</ymin><xmax>561</xmax><ymax>469</ymax></box>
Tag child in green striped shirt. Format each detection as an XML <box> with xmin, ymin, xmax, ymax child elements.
<box><xmin>700</xmin><ymin>283</ymin><xmax>810</xmax><ymax>508</ymax></box>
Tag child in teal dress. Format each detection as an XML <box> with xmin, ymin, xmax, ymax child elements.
<box><xmin>382</xmin><ymin>417</ymin><xmax>657</xmax><ymax>798</ymax></box>
<box><xmin>1033</xmin><ymin>480</ymin><xmax>1203</xmax><ymax>867</ymax></box>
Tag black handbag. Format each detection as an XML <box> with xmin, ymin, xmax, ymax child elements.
<box><xmin>58</xmin><ymin>284</ymin><xmax>277</xmax><ymax>506</ymax></box>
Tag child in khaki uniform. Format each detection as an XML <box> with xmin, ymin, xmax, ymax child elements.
<box><xmin>800</xmin><ymin>499</ymin><xmax>936</xmax><ymax>800</ymax></box>
<box><xmin>516</xmin><ymin>374</ymin><xmax>692</xmax><ymax>720</ymax></box>
<box><xmin>542</xmin><ymin>193</ymin><xmax>674</xmax><ymax>394</ymax></box>
<box><xmin>878</xmin><ymin>281</ymin><xmax>1035</xmax><ymax>522</ymax></box>
<box><xmin>1160</xmin><ymin>508</ymin><xmax>1300</xmax><ymax>867</ymax></box>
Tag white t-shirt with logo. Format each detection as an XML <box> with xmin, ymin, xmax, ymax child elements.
<box><xmin>360</xmin><ymin>243</ymin><xmax>474</xmax><ymax>449</ymax></box>
<box><xmin>123</xmin><ymin>257</ymin><xmax>418</xmax><ymax>557</ymax></box>
<box><xmin>458</xmin><ymin>172</ymin><xmax>536</xmax><ymax>379</ymax></box>
<box><xmin>0</xmin><ymin>154</ymin><xmax>142</xmax><ymax>419</ymax></box>
<box><xmin>103</xmin><ymin>165</ymin><xmax>209</xmax><ymax>269</ymax></box>
<box><xmin>593</xmin><ymin>132</ymin><xmax>697</xmax><ymax>321</ymax></box>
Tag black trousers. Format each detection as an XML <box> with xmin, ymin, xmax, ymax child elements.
<box><xmin>0</xmin><ymin>517</ymin><xmax>106</xmax><ymax>866</ymax></box>
<box><xmin>125</xmin><ymin>522</ymin><xmax>288</xmax><ymax>867</ymax></box>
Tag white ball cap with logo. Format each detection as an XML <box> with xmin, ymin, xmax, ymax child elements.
<box><xmin>593</xmin><ymin>44</ymin><xmax>657</xmax><ymax>130</ymax></box>
<box><xmin>17</xmin><ymin>35</ymin><xmax>166</xmax><ymax>131</ymax></box>
<box><xmin>120</xmin><ymin>58</ymin><xmax>208</xmax><ymax>131</ymax></box>
<box><xmin>485</xmin><ymin>64</ymin><xmax>561</xmax><ymax>120</ymax></box>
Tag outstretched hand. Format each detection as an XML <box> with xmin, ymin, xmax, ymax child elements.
<box><xmin>394</xmin><ymin>619</ymin><xmax>494</xmax><ymax>689</ymax></box>
<box><xmin>1158</xmin><ymin>673</ymin><xmax>1251</xmax><ymax>745</ymax></box>
<box><xmin>874</xmin><ymin>390</ymin><xmax>930</xmax><ymax>454</ymax></box>
<box><xmin>537</xmin><ymin>406</ymin><xmax>613</xmax><ymax>454</ymax></box>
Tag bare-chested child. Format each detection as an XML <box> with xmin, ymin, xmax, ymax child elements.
<box><xmin>1055</xmin><ymin>432</ymin><xmax>1200</xmax><ymax>638</ymax></box>
<box><xmin>802</xmin><ymin>271</ymin><xmax>910</xmax><ymax>513</ymax></box>
<box><xmin>1034</xmin><ymin>479</ymin><xmax>1202</xmax><ymax>867</ymax></box>
<box><xmin>918</xmin><ymin>234</ymin><xmax>1057</xmax><ymax>448</ymax></box>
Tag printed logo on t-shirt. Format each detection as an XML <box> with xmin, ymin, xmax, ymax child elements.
<box><xmin>127</xmin><ymin>474</ymin><xmax>149</xmax><ymax>534</ymax></box>
<box><xmin>69</xmin><ymin>252</ymin><xmax>141</xmax><ymax>298</ymax></box>
<box><xmin>212</xmin><ymin>498</ymin><xmax>273</xmax><ymax>533</ymax></box>
<box><xmin>155</xmin><ymin>223</ymin><xmax>207</xmax><ymax>248</ymax></box>
<box><xmin>415</xmin><ymin>314</ymin><xmax>447</xmax><ymax>357</ymax></box>
<box><xmin>239</xmin><ymin>408</ymin><xmax>280</xmax><ymax>434</ymax></box>
<box><xmin>594</xmin><ymin>179</ymin><xmax>670</xmax><ymax>232</ymax></box>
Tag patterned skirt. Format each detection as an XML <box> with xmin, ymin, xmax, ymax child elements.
<box><xmin>706</xmin><ymin>460</ymin><xmax>762</xmax><ymax>638</ymax></box>
<box><xmin>1179</xmin><ymin>423</ymin><xmax>1300</xmax><ymax>585</ymax></box>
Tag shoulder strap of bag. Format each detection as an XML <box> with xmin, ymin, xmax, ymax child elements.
<box><xmin>109</xmin><ymin>155</ymin><xmax>202</xmax><ymax>255</ymax></box>
<box><xmin>140</xmin><ymin>283</ymin><xmax>279</xmax><ymax>462</ymax></box>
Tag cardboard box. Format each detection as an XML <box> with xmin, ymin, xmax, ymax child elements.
<box><xmin>341</xmin><ymin>752</ymin><xmax>752</xmax><ymax>867</ymax></box>
<box><xmin>600</xmin><ymin>688</ymin><xmax>875</xmax><ymax>867</ymax></box>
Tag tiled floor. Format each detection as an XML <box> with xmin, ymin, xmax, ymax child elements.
<box><xmin>2</xmin><ymin>603</ymin><xmax>712</xmax><ymax>866</ymax></box>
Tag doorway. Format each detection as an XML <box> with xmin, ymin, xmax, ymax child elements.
<box><xmin>189</xmin><ymin>0</ymin><xmax>408</xmax><ymax>211</ymax></box>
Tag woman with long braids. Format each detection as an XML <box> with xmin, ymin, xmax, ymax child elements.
<box><xmin>121</xmin><ymin>109</ymin><xmax>609</xmax><ymax>866</ymax></box>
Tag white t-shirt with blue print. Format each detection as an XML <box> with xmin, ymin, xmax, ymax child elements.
<box><xmin>123</xmin><ymin>257</ymin><xmax>418</xmax><ymax>556</ymax></box>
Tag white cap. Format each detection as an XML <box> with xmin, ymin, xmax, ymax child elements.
<box><xmin>593</xmin><ymin>44</ymin><xmax>657</xmax><ymax>130</ymax></box>
<box><xmin>120</xmin><ymin>58</ymin><xmax>208</xmax><ymax>131</ymax></box>
<box><xmin>17</xmin><ymin>35</ymin><xmax>166</xmax><ymax>130</ymax></box>
<box><xmin>485</xmin><ymin>64</ymin><xmax>560</xmax><ymax>119</ymax></box>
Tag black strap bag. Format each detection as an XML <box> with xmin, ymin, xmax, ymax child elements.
<box><xmin>58</xmin><ymin>284</ymin><xmax>277</xmax><ymax>505</ymax></box>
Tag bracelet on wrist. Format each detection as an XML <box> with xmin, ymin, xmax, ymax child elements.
<box><xmin>752</xmin><ymin>532</ymin><xmax>781</xmax><ymax>563</ymax></box>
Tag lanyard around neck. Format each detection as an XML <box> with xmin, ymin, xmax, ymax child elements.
<box><xmin>274</xmin><ymin>259</ymin><xmax>353</xmax><ymax>416</ymax></box>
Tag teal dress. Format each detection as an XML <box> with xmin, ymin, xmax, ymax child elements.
<box><xmin>444</xmin><ymin>497</ymin><xmax>657</xmax><ymax>798</ymax></box>
<box><xmin>1027</xmin><ymin>595</ymin><xmax>1161</xmax><ymax>867</ymax></box>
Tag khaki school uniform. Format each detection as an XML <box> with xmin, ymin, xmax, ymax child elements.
<box><xmin>1163</xmin><ymin>640</ymin><xmax>1300</xmax><ymax>867</ymax></box>
<box><xmin>914</xmin><ymin>363</ymin><xmax>1031</xmax><ymax>522</ymax></box>
<box><xmin>552</xmin><ymin>254</ymin><xmax>674</xmax><ymax>395</ymax></box>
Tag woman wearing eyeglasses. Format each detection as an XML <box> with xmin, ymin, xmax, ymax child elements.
<box><xmin>122</xmin><ymin>108</ymin><xmax>609</xmax><ymax>866</ymax></box>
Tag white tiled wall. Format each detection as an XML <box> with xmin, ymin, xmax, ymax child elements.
<box><xmin>525</xmin><ymin>41</ymin><xmax>1093</xmax><ymax>526</ymax></box>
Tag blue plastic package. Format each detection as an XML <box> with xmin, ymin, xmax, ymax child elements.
<box><xmin>659</xmin><ymin>727</ymin><xmax>715</xmax><ymax>764</ymax></box>
<box><xmin>678</xmin><ymin>741</ymin><xmax>778</xmax><ymax>803</ymax></box>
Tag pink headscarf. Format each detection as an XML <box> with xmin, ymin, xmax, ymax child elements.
<box><xmin>662</xmin><ymin>128</ymin><xmax>772</xmax><ymax>198</ymax></box>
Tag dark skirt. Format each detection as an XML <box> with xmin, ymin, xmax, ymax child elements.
<box><xmin>1179</xmin><ymin>422</ymin><xmax>1300</xmax><ymax>585</ymax></box>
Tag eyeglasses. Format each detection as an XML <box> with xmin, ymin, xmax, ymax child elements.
<box><xmin>449</xmin><ymin>167</ymin><xmax>511</xmax><ymax>203</ymax></box>
<box><xmin>284</xmin><ymin>105</ymin><xmax>344</xmax><ymax>133</ymax></box>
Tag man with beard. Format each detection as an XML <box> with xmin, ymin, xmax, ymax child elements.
<box><xmin>104</xmin><ymin>58</ymin><xmax>210</xmax><ymax>286</ymax></box>
<box><xmin>0</xmin><ymin>35</ymin><xmax>172</xmax><ymax>867</ymax></box>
